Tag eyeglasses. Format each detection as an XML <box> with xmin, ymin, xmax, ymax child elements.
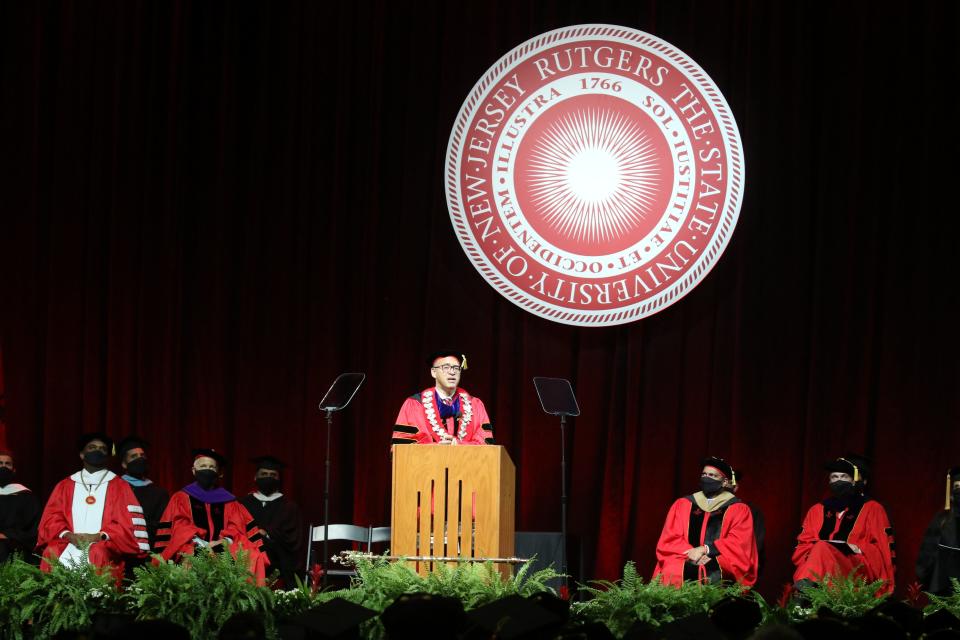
<box><xmin>432</xmin><ymin>364</ymin><xmax>462</xmax><ymax>374</ymax></box>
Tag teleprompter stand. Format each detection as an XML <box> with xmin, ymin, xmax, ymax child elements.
<box><xmin>532</xmin><ymin>377</ymin><xmax>581</xmax><ymax>589</ymax></box>
<box><xmin>317</xmin><ymin>372</ymin><xmax>365</xmax><ymax>587</ymax></box>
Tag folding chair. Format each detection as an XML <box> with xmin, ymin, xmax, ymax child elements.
<box><xmin>305</xmin><ymin>524</ymin><xmax>371</xmax><ymax>579</ymax></box>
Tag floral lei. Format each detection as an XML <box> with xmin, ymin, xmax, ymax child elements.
<box><xmin>421</xmin><ymin>387</ymin><xmax>473</xmax><ymax>443</ymax></box>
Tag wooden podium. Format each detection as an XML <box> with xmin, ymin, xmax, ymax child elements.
<box><xmin>391</xmin><ymin>445</ymin><xmax>515</xmax><ymax>575</ymax></box>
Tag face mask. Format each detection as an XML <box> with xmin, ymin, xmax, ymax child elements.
<box><xmin>0</xmin><ymin>468</ymin><xmax>14</xmax><ymax>487</ymax></box>
<box><xmin>126</xmin><ymin>458</ymin><xmax>149</xmax><ymax>478</ymax></box>
<box><xmin>83</xmin><ymin>450</ymin><xmax>108</xmax><ymax>467</ymax></box>
<box><xmin>256</xmin><ymin>477</ymin><xmax>280</xmax><ymax>495</ymax></box>
<box><xmin>195</xmin><ymin>469</ymin><xmax>218</xmax><ymax>489</ymax></box>
<box><xmin>829</xmin><ymin>480</ymin><xmax>855</xmax><ymax>498</ymax></box>
<box><xmin>700</xmin><ymin>478</ymin><xmax>724</xmax><ymax>497</ymax></box>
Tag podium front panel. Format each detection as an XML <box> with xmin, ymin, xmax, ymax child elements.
<box><xmin>391</xmin><ymin>444</ymin><xmax>514</xmax><ymax>574</ymax></box>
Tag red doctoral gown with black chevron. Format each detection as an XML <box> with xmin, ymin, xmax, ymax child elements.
<box><xmin>792</xmin><ymin>495</ymin><xmax>896</xmax><ymax>594</ymax></box>
<box><xmin>155</xmin><ymin>484</ymin><xmax>268</xmax><ymax>584</ymax></box>
<box><xmin>653</xmin><ymin>492</ymin><xmax>758</xmax><ymax>586</ymax></box>
<box><xmin>392</xmin><ymin>387</ymin><xmax>493</xmax><ymax>445</ymax></box>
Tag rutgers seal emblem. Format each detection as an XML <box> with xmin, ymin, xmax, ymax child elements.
<box><xmin>445</xmin><ymin>25</ymin><xmax>744</xmax><ymax>326</ymax></box>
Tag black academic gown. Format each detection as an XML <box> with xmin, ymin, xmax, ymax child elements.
<box><xmin>128</xmin><ymin>481</ymin><xmax>170</xmax><ymax>548</ymax></box>
<box><xmin>0</xmin><ymin>486</ymin><xmax>41</xmax><ymax>563</ymax></box>
<box><xmin>917</xmin><ymin>507</ymin><xmax>960</xmax><ymax>596</ymax></box>
<box><xmin>240</xmin><ymin>492</ymin><xmax>303</xmax><ymax>588</ymax></box>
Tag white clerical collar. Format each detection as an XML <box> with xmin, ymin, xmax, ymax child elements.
<box><xmin>252</xmin><ymin>491</ymin><xmax>283</xmax><ymax>502</ymax></box>
<box><xmin>70</xmin><ymin>469</ymin><xmax>116</xmax><ymax>483</ymax></box>
<box><xmin>0</xmin><ymin>483</ymin><xmax>30</xmax><ymax>496</ymax></box>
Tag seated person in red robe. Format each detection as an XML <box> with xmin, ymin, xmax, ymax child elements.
<box><xmin>36</xmin><ymin>433</ymin><xmax>149</xmax><ymax>571</ymax></box>
<box><xmin>391</xmin><ymin>350</ymin><xmax>494</xmax><ymax>446</ymax></box>
<box><xmin>792</xmin><ymin>454</ymin><xmax>895</xmax><ymax>595</ymax></box>
<box><xmin>653</xmin><ymin>457</ymin><xmax>758</xmax><ymax>586</ymax></box>
<box><xmin>154</xmin><ymin>448</ymin><xmax>268</xmax><ymax>583</ymax></box>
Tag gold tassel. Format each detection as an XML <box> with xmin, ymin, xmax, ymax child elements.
<box><xmin>461</xmin><ymin>354</ymin><xmax>468</xmax><ymax>371</ymax></box>
<box><xmin>731</xmin><ymin>470</ymin><xmax>737</xmax><ymax>486</ymax></box>
<box><xmin>838</xmin><ymin>457</ymin><xmax>860</xmax><ymax>483</ymax></box>
<box><xmin>947</xmin><ymin>471</ymin><xmax>952</xmax><ymax>511</ymax></box>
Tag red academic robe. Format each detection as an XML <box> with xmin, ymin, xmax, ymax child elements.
<box><xmin>653</xmin><ymin>494</ymin><xmax>758</xmax><ymax>587</ymax></box>
<box><xmin>36</xmin><ymin>474</ymin><xmax>149</xmax><ymax>571</ymax></box>
<box><xmin>155</xmin><ymin>490</ymin><xmax>269</xmax><ymax>584</ymax></box>
<box><xmin>392</xmin><ymin>387</ymin><xmax>493</xmax><ymax>446</ymax></box>
<box><xmin>792</xmin><ymin>497</ymin><xmax>896</xmax><ymax>594</ymax></box>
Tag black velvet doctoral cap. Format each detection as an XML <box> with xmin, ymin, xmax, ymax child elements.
<box><xmin>824</xmin><ymin>454</ymin><xmax>871</xmax><ymax>480</ymax></box>
<box><xmin>191</xmin><ymin>448</ymin><xmax>227</xmax><ymax>467</ymax></box>
<box><xmin>701</xmin><ymin>457</ymin><xmax>740</xmax><ymax>483</ymax></box>
<box><xmin>77</xmin><ymin>432</ymin><xmax>114</xmax><ymax>453</ymax></box>
<box><xmin>250</xmin><ymin>455</ymin><xmax>286</xmax><ymax>471</ymax></box>
<box><xmin>117</xmin><ymin>435</ymin><xmax>150</xmax><ymax>458</ymax></box>
<box><xmin>427</xmin><ymin>349</ymin><xmax>468</xmax><ymax>369</ymax></box>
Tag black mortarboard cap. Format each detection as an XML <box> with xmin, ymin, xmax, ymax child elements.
<box><xmin>647</xmin><ymin>613</ymin><xmax>724</xmax><ymax>640</ymax></box>
<box><xmin>382</xmin><ymin>594</ymin><xmax>465</xmax><ymax>639</ymax></box>
<box><xmin>792</xmin><ymin>616</ymin><xmax>854</xmax><ymax>640</ymax></box>
<box><xmin>526</xmin><ymin>591</ymin><xmax>570</xmax><ymax>622</ymax></box>
<box><xmin>250</xmin><ymin>455</ymin><xmax>286</xmax><ymax>471</ymax></box>
<box><xmin>191</xmin><ymin>448</ymin><xmax>227</xmax><ymax>467</ymax></box>
<box><xmin>288</xmin><ymin>598</ymin><xmax>377</xmax><ymax>640</ymax></box>
<box><xmin>709</xmin><ymin>596</ymin><xmax>762</xmax><ymax>638</ymax></box>
<box><xmin>701</xmin><ymin>456</ymin><xmax>740</xmax><ymax>485</ymax></box>
<box><xmin>427</xmin><ymin>349</ymin><xmax>468</xmax><ymax>370</ymax></box>
<box><xmin>117</xmin><ymin>435</ymin><xmax>150</xmax><ymax>458</ymax></box>
<box><xmin>868</xmin><ymin>600</ymin><xmax>921</xmax><ymax>635</ymax></box>
<box><xmin>824</xmin><ymin>454</ymin><xmax>871</xmax><ymax>481</ymax></box>
<box><xmin>924</xmin><ymin>608</ymin><xmax>960</xmax><ymax>633</ymax></box>
<box><xmin>465</xmin><ymin>594</ymin><xmax>563</xmax><ymax>640</ymax></box>
<box><xmin>77</xmin><ymin>432</ymin><xmax>114</xmax><ymax>454</ymax></box>
<box><xmin>559</xmin><ymin>621</ymin><xmax>616</xmax><ymax>639</ymax></box>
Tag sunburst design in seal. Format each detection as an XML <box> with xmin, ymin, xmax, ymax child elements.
<box><xmin>524</xmin><ymin>108</ymin><xmax>662</xmax><ymax>245</ymax></box>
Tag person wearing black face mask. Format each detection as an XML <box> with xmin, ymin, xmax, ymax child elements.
<box><xmin>154</xmin><ymin>448</ymin><xmax>269</xmax><ymax>584</ymax></box>
<box><xmin>239</xmin><ymin>456</ymin><xmax>303</xmax><ymax>589</ymax></box>
<box><xmin>792</xmin><ymin>455</ymin><xmax>896</xmax><ymax>595</ymax></box>
<box><xmin>653</xmin><ymin>457</ymin><xmax>759</xmax><ymax>586</ymax></box>
<box><xmin>0</xmin><ymin>449</ymin><xmax>41</xmax><ymax>563</ymax></box>
<box><xmin>117</xmin><ymin>436</ymin><xmax>169</xmax><ymax>551</ymax></box>
<box><xmin>36</xmin><ymin>433</ymin><xmax>149</xmax><ymax>572</ymax></box>
<box><xmin>916</xmin><ymin>466</ymin><xmax>960</xmax><ymax>595</ymax></box>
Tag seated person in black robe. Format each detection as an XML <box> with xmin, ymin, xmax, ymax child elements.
<box><xmin>240</xmin><ymin>456</ymin><xmax>303</xmax><ymax>589</ymax></box>
<box><xmin>917</xmin><ymin>466</ymin><xmax>960</xmax><ymax>595</ymax></box>
<box><xmin>0</xmin><ymin>449</ymin><xmax>41</xmax><ymax>563</ymax></box>
<box><xmin>117</xmin><ymin>435</ymin><xmax>170</xmax><ymax>549</ymax></box>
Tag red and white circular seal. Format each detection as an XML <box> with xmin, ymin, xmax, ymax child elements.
<box><xmin>445</xmin><ymin>25</ymin><xmax>744</xmax><ymax>327</ymax></box>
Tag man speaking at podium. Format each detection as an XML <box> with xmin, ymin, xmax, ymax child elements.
<box><xmin>391</xmin><ymin>350</ymin><xmax>494</xmax><ymax>446</ymax></box>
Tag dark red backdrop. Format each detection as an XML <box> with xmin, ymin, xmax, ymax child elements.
<box><xmin>2</xmin><ymin>0</ymin><xmax>959</xmax><ymax>597</ymax></box>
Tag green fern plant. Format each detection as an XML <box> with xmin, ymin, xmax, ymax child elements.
<box><xmin>128</xmin><ymin>549</ymin><xmax>275</xmax><ymax>640</ymax></box>
<box><xmin>0</xmin><ymin>555</ymin><xmax>42</xmax><ymax>640</ymax></box>
<box><xmin>12</xmin><ymin>549</ymin><xmax>125</xmax><ymax>640</ymax></box>
<box><xmin>795</xmin><ymin>570</ymin><xmax>889</xmax><ymax>618</ymax></box>
<box><xmin>926</xmin><ymin>577</ymin><xmax>960</xmax><ymax>618</ymax></box>
<box><xmin>573</xmin><ymin>561</ymin><xmax>748</xmax><ymax>638</ymax></box>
